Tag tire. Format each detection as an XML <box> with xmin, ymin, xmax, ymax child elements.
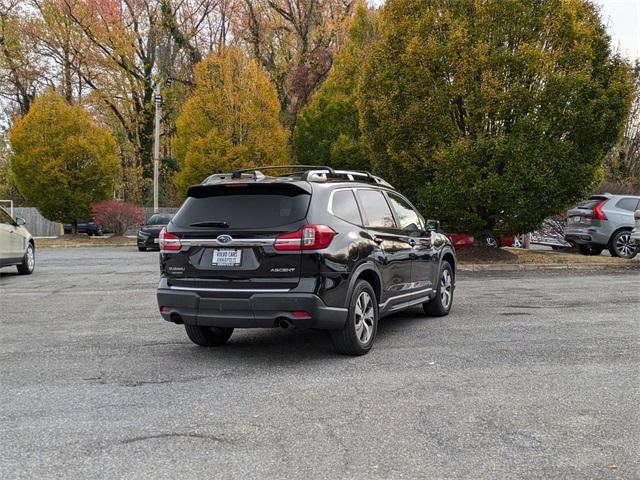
<box><xmin>577</xmin><ymin>244</ymin><xmax>603</xmax><ymax>256</ymax></box>
<box><xmin>423</xmin><ymin>261</ymin><xmax>454</xmax><ymax>317</ymax></box>
<box><xmin>608</xmin><ymin>230</ymin><xmax>638</xmax><ymax>259</ymax></box>
<box><xmin>138</xmin><ymin>246</ymin><xmax>147</xmax><ymax>252</ymax></box>
<box><xmin>16</xmin><ymin>243</ymin><xmax>35</xmax><ymax>275</ymax></box>
<box><xmin>184</xmin><ymin>325</ymin><xmax>233</xmax><ymax>347</ymax></box>
<box><xmin>331</xmin><ymin>280</ymin><xmax>378</xmax><ymax>356</ymax></box>
<box><xmin>485</xmin><ymin>236</ymin><xmax>500</xmax><ymax>248</ymax></box>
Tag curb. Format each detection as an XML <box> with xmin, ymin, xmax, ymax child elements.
<box><xmin>458</xmin><ymin>262</ymin><xmax>640</xmax><ymax>272</ymax></box>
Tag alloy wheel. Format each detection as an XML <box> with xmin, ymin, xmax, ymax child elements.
<box><xmin>440</xmin><ymin>269</ymin><xmax>453</xmax><ymax>309</ymax></box>
<box><xmin>26</xmin><ymin>246</ymin><xmax>35</xmax><ymax>271</ymax></box>
<box><xmin>615</xmin><ymin>233</ymin><xmax>637</xmax><ymax>258</ymax></box>
<box><xmin>354</xmin><ymin>291</ymin><xmax>375</xmax><ymax>344</ymax></box>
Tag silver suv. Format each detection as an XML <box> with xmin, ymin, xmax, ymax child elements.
<box><xmin>564</xmin><ymin>194</ymin><xmax>639</xmax><ymax>259</ymax></box>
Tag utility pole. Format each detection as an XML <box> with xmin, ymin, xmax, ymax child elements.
<box><xmin>153</xmin><ymin>82</ymin><xmax>161</xmax><ymax>214</ymax></box>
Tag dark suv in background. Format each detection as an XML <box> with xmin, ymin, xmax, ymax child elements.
<box><xmin>156</xmin><ymin>166</ymin><xmax>456</xmax><ymax>355</ymax></box>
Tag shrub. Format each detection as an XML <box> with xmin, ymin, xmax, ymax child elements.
<box><xmin>92</xmin><ymin>201</ymin><xmax>144</xmax><ymax>236</ymax></box>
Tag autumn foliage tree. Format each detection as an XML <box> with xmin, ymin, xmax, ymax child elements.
<box><xmin>295</xmin><ymin>1</ymin><xmax>378</xmax><ymax>169</ymax></box>
<box><xmin>358</xmin><ymin>0</ymin><xmax>633</xmax><ymax>236</ymax></box>
<box><xmin>174</xmin><ymin>48</ymin><xmax>289</xmax><ymax>194</ymax></box>
<box><xmin>9</xmin><ymin>90</ymin><xmax>119</xmax><ymax>224</ymax></box>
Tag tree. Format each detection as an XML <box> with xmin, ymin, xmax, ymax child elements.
<box><xmin>294</xmin><ymin>1</ymin><xmax>378</xmax><ymax>169</ymax></box>
<box><xmin>9</xmin><ymin>90</ymin><xmax>119</xmax><ymax>224</ymax></box>
<box><xmin>174</xmin><ymin>48</ymin><xmax>289</xmax><ymax>194</ymax></box>
<box><xmin>358</xmin><ymin>0</ymin><xmax>633</xmax><ymax>236</ymax></box>
<box><xmin>603</xmin><ymin>60</ymin><xmax>640</xmax><ymax>194</ymax></box>
<box><xmin>237</xmin><ymin>0</ymin><xmax>356</xmax><ymax>131</ymax></box>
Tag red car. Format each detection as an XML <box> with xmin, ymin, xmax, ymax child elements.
<box><xmin>448</xmin><ymin>233</ymin><xmax>517</xmax><ymax>250</ymax></box>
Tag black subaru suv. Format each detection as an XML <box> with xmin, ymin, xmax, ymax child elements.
<box><xmin>157</xmin><ymin>166</ymin><xmax>456</xmax><ymax>355</ymax></box>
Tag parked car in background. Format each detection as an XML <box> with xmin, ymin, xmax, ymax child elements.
<box><xmin>63</xmin><ymin>218</ymin><xmax>104</xmax><ymax>236</ymax></box>
<box><xmin>157</xmin><ymin>166</ymin><xmax>456</xmax><ymax>355</ymax></box>
<box><xmin>564</xmin><ymin>194</ymin><xmax>639</xmax><ymax>259</ymax></box>
<box><xmin>530</xmin><ymin>216</ymin><xmax>572</xmax><ymax>250</ymax></box>
<box><xmin>0</xmin><ymin>206</ymin><xmax>35</xmax><ymax>274</ymax></box>
<box><xmin>631</xmin><ymin>209</ymin><xmax>640</xmax><ymax>246</ymax></box>
<box><xmin>448</xmin><ymin>233</ymin><xmax>517</xmax><ymax>250</ymax></box>
<box><xmin>137</xmin><ymin>213</ymin><xmax>174</xmax><ymax>251</ymax></box>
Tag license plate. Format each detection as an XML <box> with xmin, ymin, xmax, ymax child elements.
<box><xmin>569</xmin><ymin>216</ymin><xmax>581</xmax><ymax>224</ymax></box>
<box><xmin>212</xmin><ymin>249</ymin><xmax>242</xmax><ymax>266</ymax></box>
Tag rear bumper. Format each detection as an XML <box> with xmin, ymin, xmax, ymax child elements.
<box><xmin>631</xmin><ymin>229</ymin><xmax>640</xmax><ymax>245</ymax></box>
<box><xmin>137</xmin><ymin>233</ymin><xmax>159</xmax><ymax>249</ymax></box>
<box><xmin>156</xmin><ymin>279</ymin><xmax>347</xmax><ymax>330</ymax></box>
<box><xmin>564</xmin><ymin>227</ymin><xmax>609</xmax><ymax>246</ymax></box>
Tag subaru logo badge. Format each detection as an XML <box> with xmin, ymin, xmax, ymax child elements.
<box><xmin>217</xmin><ymin>234</ymin><xmax>233</xmax><ymax>244</ymax></box>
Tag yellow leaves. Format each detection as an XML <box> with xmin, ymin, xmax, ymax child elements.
<box><xmin>8</xmin><ymin>89</ymin><xmax>119</xmax><ymax>221</ymax></box>
<box><xmin>174</xmin><ymin>49</ymin><xmax>290</xmax><ymax>195</ymax></box>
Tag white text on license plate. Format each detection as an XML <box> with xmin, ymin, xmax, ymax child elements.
<box><xmin>212</xmin><ymin>249</ymin><xmax>242</xmax><ymax>266</ymax></box>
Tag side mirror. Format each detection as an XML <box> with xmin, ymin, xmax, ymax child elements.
<box><xmin>15</xmin><ymin>216</ymin><xmax>26</xmax><ymax>226</ymax></box>
<box><xmin>425</xmin><ymin>219</ymin><xmax>440</xmax><ymax>232</ymax></box>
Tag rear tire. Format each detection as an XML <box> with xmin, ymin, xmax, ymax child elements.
<box><xmin>331</xmin><ymin>280</ymin><xmax>378</xmax><ymax>356</ymax></box>
<box><xmin>423</xmin><ymin>261</ymin><xmax>454</xmax><ymax>317</ymax></box>
<box><xmin>608</xmin><ymin>230</ymin><xmax>638</xmax><ymax>259</ymax></box>
<box><xmin>16</xmin><ymin>244</ymin><xmax>35</xmax><ymax>275</ymax></box>
<box><xmin>577</xmin><ymin>244</ymin><xmax>603</xmax><ymax>256</ymax></box>
<box><xmin>185</xmin><ymin>325</ymin><xmax>233</xmax><ymax>347</ymax></box>
<box><xmin>137</xmin><ymin>246</ymin><xmax>146</xmax><ymax>252</ymax></box>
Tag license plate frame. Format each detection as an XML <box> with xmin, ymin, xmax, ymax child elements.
<box><xmin>212</xmin><ymin>249</ymin><xmax>242</xmax><ymax>267</ymax></box>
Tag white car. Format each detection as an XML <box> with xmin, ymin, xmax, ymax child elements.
<box><xmin>631</xmin><ymin>209</ymin><xmax>640</xmax><ymax>246</ymax></box>
<box><xmin>0</xmin><ymin>207</ymin><xmax>35</xmax><ymax>274</ymax></box>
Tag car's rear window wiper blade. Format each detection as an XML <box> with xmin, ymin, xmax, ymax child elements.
<box><xmin>189</xmin><ymin>221</ymin><xmax>230</xmax><ymax>228</ymax></box>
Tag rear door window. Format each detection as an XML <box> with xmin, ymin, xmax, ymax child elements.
<box><xmin>615</xmin><ymin>198</ymin><xmax>640</xmax><ymax>212</ymax></box>
<box><xmin>356</xmin><ymin>189</ymin><xmax>396</xmax><ymax>229</ymax></box>
<box><xmin>172</xmin><ymin>191</ymin><xmax>311</xmax><ymax>229</ymax></box>
<box><xmin>331</xmin><ymin>190</ymin><xmax>362</xmax><ymax>225</ymax></box>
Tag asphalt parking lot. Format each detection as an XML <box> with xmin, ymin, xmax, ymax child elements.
<box><xmin>1</xmin><ymin>247</ymin><xmax>638</xmax><ymax>480</ymax></box>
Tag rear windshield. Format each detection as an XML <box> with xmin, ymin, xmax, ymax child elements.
<box><xmin>172</xmin><ymin>193</ymin><xmax>311</xmax><ymax>229</ymax></box>
<box><xmin>576</xmin><ymin>197</ymin><xmax>607</xmax><ymax>210</ymax></box>
<box><xmin>147</xmin><ymin>214</ymin><xmax>173</xmax><ymax>225</ymax></box>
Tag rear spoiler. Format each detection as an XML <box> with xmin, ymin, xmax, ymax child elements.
<box><xmin>186</xmin><ymin>181</ymin><xmax>312</xmax><ymax>199</ymax></box>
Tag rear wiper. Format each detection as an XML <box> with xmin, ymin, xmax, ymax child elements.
<box><xmin>189</xmin><ymin>221</ymin><xmax>229</xmax><ymax>228</ymax></box>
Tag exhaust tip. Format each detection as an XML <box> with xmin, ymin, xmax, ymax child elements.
<box><xmin>170</xmin><ymin>313</ymin><xmax>184</xmax><ymax>325</ymax></box>
<box><xmin>278</xmin><ymin>319</ymin><xmax>291</xmax><ymax>329</ymax></box>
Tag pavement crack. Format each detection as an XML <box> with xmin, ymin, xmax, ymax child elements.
<box><xmin>120</xmin><ymin>433</ymin><xmax>227</xmax><ymax>445</ymax></box>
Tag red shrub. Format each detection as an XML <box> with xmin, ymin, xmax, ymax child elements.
<box><xmin>92</xmin><ymin>201</ymin><xmax>144</xmax><ymax>236</ymax></box>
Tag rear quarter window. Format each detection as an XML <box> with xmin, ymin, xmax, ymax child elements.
<box><xmin>331</xmin><ymin>190</ymin><xmax>362</xmax><ymax>225</ymax></box>
<box><xmin>615</xmin><ymin>198</ymin><xmax>640</xmax><ymax>212</ymax></box>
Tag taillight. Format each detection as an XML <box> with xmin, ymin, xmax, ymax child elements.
<box><xmin>274</xmin><ymin>225</ymin><xmax>336</xmax><ymax>251</ymax></box>
<box><xmin>159</xmin><ymin>227</ymin><xmax>181</xmax><ymax>251</ymax></box>
<box><xmin>586</xmin><ymin>200</ymin><xmax>608</xmax><ymax>221</ymax></box>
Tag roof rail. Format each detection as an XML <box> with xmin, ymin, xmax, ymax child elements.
<box><xmin>231</xmin><ymin>165</ymin><xmax>333</xmax><ymax>179</ymax></box>
<box><xmin>202</xmin><ymin>165</ymin><xmax>394</xmax><ymax>188</ymax></box>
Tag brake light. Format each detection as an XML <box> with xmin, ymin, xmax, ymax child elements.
<box><xmin>274</xmin><ymin>225</ymin><xmax>336</xmax><ymax>251</ymax></box>
<box><xmin>586</xmin><ymin>199</ymin><xmax>608</xmax><ymax>221</ymax></box>
<box><xmin>159</xmin><ymin>227</ymin><xmax>181</xmax><ymax>251</ymax></box>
